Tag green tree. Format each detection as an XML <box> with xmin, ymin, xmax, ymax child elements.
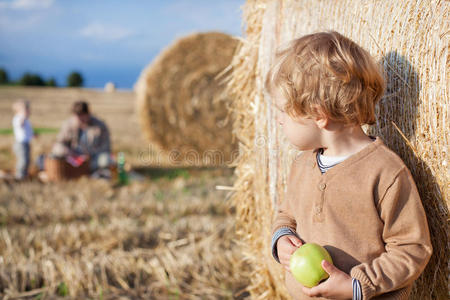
<box><xmin>0</xmin><ymin>68</ymin><xmax>9</xmax><ymax>84</ymax></box>
<box><xmin>19</xmin><ymin>72</ymin><xmax>45</xmax><ymax>86</ymax></box>
<box><xmin>46</xmin><ymin>77</ymin><xmax>57</xmax><ymax>87</ymax></box>
<box><xmin>67</xmin><ymin>71</ymin><xmax>83</xmax><ymax>87</ymax></box>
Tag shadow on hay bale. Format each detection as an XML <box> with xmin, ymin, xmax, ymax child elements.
<box><xmin>135</xmin><ymin>32</ymin><xmax>240</xmax><ymax>166</ymax></box>
<box><xmin>369</xmin><ymin>52</ymin><xmax>448</xmax><ymax>299</ymax></box>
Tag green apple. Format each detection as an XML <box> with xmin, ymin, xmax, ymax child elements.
<box><xmin>289</xmin><ymin>243</ymin><xmax>333</xmax><ymax>288</ymax></box>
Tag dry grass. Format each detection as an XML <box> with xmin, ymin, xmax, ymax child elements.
<box><xmin>0</xmin><ymin>169</ymin><xmax>251</xmax><ymax>299</ymax></box>
<box><xmin>226</xmin><ymin>1</ymin><xmax>448</xmax><ymax>299</ymax></box>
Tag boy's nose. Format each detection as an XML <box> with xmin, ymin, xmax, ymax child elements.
<box><xmin>277</xmin><ymin>116</ymin><xmax>284</xmax><ymax>126</ymax></box>
<box><xmin>276</xmin><ymin>112</ymin><xmax>283</xmax><ymax>126</ymax></box>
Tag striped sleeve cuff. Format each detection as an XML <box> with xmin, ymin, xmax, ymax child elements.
<box><xmin>352</xmin><ymin>278</ymin><xmax>363</xmax><ymax>300</ymax></box>
<box><xmin>271</xmin><ymin>227</ymin><xmax>298</xmax><ymax>263</ymax></box>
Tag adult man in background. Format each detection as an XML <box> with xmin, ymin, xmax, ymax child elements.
<box><xmin>52</xmin><ymin>100</ymin><xmax>112</xmax><ymax>177</ymax></box>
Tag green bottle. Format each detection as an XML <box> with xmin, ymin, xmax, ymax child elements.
<box><xmin>117</xmin><ymin>152</ymin><xmax>128</xmax><ymax>185</ymax></box>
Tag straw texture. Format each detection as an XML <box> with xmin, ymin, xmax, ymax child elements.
<box><xmin>135</xmin><ymin>32</ymin><xmax>239</xmax><ymax>166</ymax></box>
<box><xmin>226</xmin><ymin>1</ymin><xmax>448</xmax><ymax>299</ymax></box>
<box><xmin>0</xmin><ymin>174</ymin><xmax>250</xmax><ymax>299</ymax></box>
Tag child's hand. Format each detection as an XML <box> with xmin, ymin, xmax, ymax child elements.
<box><xmin>301</xmin><ymin>260</ymin><xmax>353</xmax><ymax>299</ymax></box>
<box><xmin>277</xmin><ymin>235</ymin><xmax>303</xmax><ymax>271</ymax></box>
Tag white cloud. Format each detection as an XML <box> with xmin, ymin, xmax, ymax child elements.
<box><xmin>0</xmin><ymin>0</ymin><xmax>54</xmax><ymax>10</ymax></box>
<box><xmin>80</xmin><ymin>23</ymin><xmax>134</xmax><ymax>42</ymax></box>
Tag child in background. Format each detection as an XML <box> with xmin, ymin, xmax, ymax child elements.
<box><xmin>266</xmin><ymin>31</ymin><xmax>432</xmax><ymax>299</ymax></box>
<box><xmin>12</xmin><ymin>100</ymin><xmax>34</xmax><ymax>180</ymax></box>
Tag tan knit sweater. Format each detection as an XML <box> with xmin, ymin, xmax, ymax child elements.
<box><xmin>272</xmin><ymin>137</ymin><xmax>432</xmax><ymax>300</ymax></box>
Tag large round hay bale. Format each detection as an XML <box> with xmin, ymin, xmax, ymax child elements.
<box><xmin>135</xmin><ymin>32</ymin><xmax>239</xmax><ymax>166</ymax></box>
<box><xmin>226</xmin><ymin>1</ymin><xmax>448</xmax><ymax>299</ymax></box>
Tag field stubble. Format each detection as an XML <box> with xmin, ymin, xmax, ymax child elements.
<box><xmin>0</xmin><ymin>87</ymin><xmax>250</xmax><ymax>299</ymax></box>
<box><xmin>0</xmin><ymin>170</ymin><xmax>250</xmax><ymax>299</ymax></box>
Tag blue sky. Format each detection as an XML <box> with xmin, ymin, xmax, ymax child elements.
<box><xmin>0</xmin><ymin>0</ymin><xmax>244</xmax><ymax>89</ymax></box>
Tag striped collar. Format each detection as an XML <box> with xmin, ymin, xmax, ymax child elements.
<box><xmin>315</xmin><ymin>136</ymin><xmax>377</xmax><ymax>173</ymax></box>
<box><xmin>316</xmin><ymin>149</ymin><xmax>349</xmax><ymax>173</ymax></box>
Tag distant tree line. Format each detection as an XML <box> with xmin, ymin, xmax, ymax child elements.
<box><xmin>0</xmin><ymin>68</ymin><xmax>84</xmax><ymax>87</ymax></box>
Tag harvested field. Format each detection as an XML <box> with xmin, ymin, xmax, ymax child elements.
<box><xmin>0</xmin><ymin>169</ymin><xmax>250</xmax><ymax>299</ymax></box>
<box><xmin>0</xmin><ymin>87</ymin><xmax>250</xmax><ymax>299</ymax></box>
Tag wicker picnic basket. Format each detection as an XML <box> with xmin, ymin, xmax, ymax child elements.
<box><xmin>44</xmin><ymin>157</ymin><xmax>90</xmax><ymax>182</ymax></box>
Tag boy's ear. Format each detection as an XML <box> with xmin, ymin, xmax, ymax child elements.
<box><xmin>312</xmin><ymin>105</ymin><xmax>329</xmax><ymax>129</ymax></box>
<box><xmin>315</xmin><ymin>116</ymin><xmax>329</xmax><ymax>129</ymax></box>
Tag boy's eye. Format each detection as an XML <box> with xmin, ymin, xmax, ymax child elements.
<box><xmin>274</xmin><ymin>105</ymin><xmax>285</xmax><ymax>113</ymax></box>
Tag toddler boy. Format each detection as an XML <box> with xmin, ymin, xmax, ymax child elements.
<box><xmin>266</xmin><ymin>31</ymin><xmax>432</xmax><ymax>300</ymax></box>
